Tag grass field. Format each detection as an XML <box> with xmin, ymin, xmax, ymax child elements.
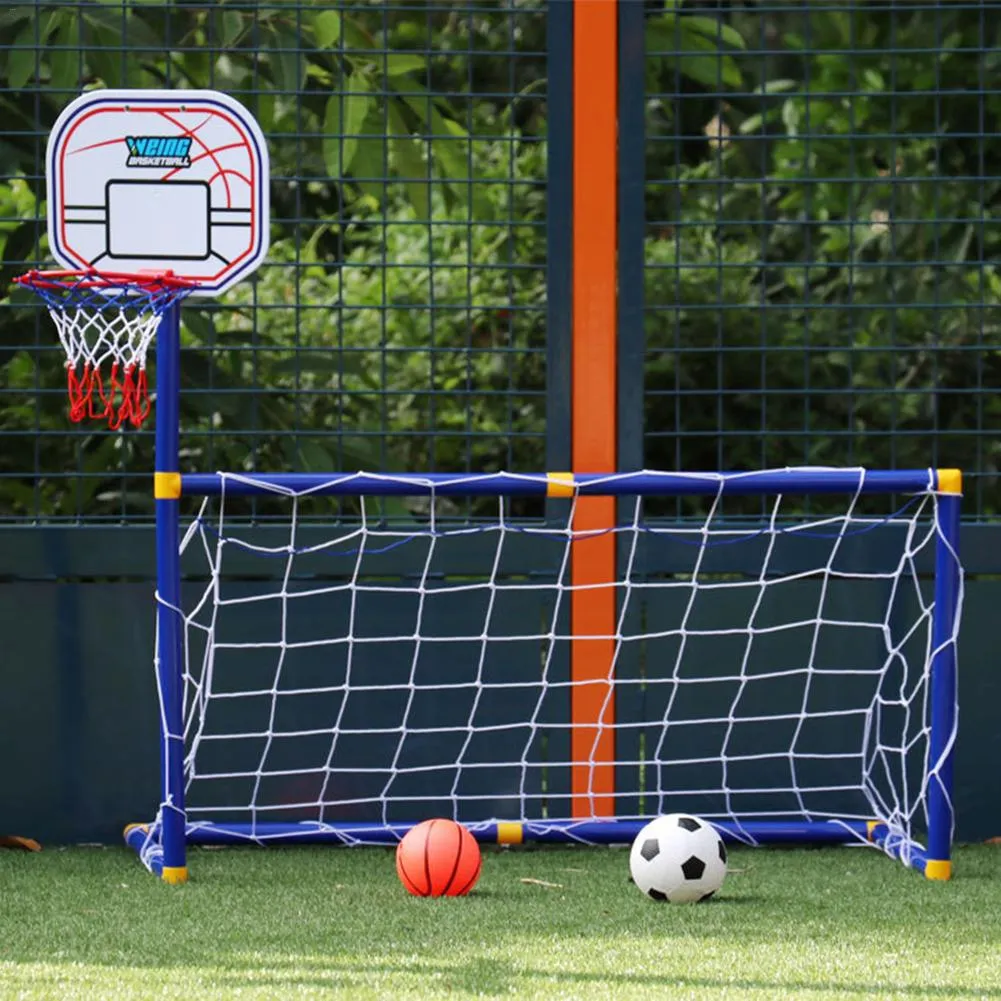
<box><xmin>1</xmin><ymin>843</ymin><xmax>999</xmax><ymax>1000</ymax></box>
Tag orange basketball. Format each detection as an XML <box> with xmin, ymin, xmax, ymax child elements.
<box><xmin>396</xmin><ymin>819</ymin><xmax>482</xmax><ymax>897</ymax></box>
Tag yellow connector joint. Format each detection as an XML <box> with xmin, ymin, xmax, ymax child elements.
<box><xmin>496</xmin><ymin>822</ymin><xmax>524</xmax><ymax>845</ymax></box>
<box><xmin>162</xmin><ymin>865</ymin><xmax>189</xmax><ymax>885</ymax></box>
<box><xmin>154</xmin><ymin>472</ymin><xmax>182</xmax><ymax>500</ymax></box>
<box><xmin>925</xmin><ymin>859</ymin><xmax>951</xmax><ymax>881</ymax></box>
<box><xmin>546</xmin><ymin>472</ymin><xmax>574</xmax><ymax>498</ymax></box>
<box><xmin>936</xmin><ymin>469</ymin><xmax>962</xmax><ymax>496</ymax></box>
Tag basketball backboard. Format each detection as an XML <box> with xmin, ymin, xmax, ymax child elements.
<box><xmin>47</xmin><ymin>89</ymin><xmax>270</xmax><ymax>296</ymax></box>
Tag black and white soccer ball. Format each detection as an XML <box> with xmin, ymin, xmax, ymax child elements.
<box><xmin>629</xmin><ymin>813</ymin><xmax>728</xmax><ymax>903</ymax></box>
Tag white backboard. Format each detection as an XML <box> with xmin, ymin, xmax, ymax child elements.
<box><xmin>47</xmin><ymin>89</ymin><xmax>270</xmax><ymax>296</ymax></box>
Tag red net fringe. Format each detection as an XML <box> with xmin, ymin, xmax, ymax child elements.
<box><xmin>66</xmin><ymin>362</ymin><xmax>151</xmax><ymax>430</ymax></box>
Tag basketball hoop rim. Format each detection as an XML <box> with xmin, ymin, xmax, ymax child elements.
<box><xmin>14</xmin><ymin>268</ymin><xmax>198</xmax><ymax>293</ymax></box>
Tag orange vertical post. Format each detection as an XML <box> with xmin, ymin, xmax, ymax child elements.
<box><xmin>571</xmin><ymin>0</ymin><xmax>617</xmax><ymax>817</ymax></box>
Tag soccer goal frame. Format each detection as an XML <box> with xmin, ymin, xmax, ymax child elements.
<box><xmin>125</xmin><ymin>303</ymin><xmax>962</xmax><ymax>883</ymax></box>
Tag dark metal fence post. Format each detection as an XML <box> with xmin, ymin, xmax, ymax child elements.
<box><xmin>617</xmin><ymin>0</ymin><xmax>646</xmax><ymax>475</ymax></box>
<box><xmin>545</xmin><ymin>0</ymin><xmax>574</xmax><ymax>477</ymax></box>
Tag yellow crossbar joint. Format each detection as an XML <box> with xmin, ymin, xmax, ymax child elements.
<box><xmin>546</xmin><ymin>472</ymin><xmax>574</xmax><ymax>497</ymax></box>
<box><xmin>936</xmin><ymin>469</ymin><xmax>962</xmax><ymax>495</ymax></box>
<box><xmin>154</xmin><ymin>472</ymin><xmax>182</xmax><ymax>500</ymax></box>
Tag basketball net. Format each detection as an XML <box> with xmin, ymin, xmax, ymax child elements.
<box><xmin>14</xmin><ymin>269</ymin><xmax>193</xmax><ymax>430</ymax></box>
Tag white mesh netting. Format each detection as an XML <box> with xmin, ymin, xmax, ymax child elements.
<box><xmin>48</xmin><ymin>298</ymin><xmax>161</xmax><ymax>376</ymax></box>
<box><xmin>16</xmin><ymin>271</ymin><xmax>192</xmax><ymax>428</ymax></box>
<box><xmin>155</xmin><ymin>471</ymin><xmax>961</xmax><ymax>857</ymax></box>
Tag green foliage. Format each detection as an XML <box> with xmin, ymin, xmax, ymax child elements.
<box><xmin>644</xmin><ymin>4</ymin><xmax>1001</xmax><ymax>496</ymax></box>
<box><xmin>189</xmin><ymin>131</ymin><xmax>548</xmax><ymax>483</ymax></box>
<box><xmin>1</xmin><ymin>2</ymin><xmax>998</xmax><ymax>518</ymax></box>
<box><xmin>0</xmin><ymin>2</ymin><xmax>555</xmax><ymax>519</ymax></box>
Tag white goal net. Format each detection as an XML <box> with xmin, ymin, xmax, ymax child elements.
<box><xmin>154</xmin><ymin>469</ymin><xmax>961</xmax><ymax>866</ymax></box>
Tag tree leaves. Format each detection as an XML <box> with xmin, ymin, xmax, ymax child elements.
<box><xmin>221</xmin><ymin>10</ymin><xmax>246</xmax><ymax>49</ymax></box>
<box><xmin>314</xmin><ymin>10</ymin><xmax>342</xmax><ymax>50</ymax></box>
<box><xmin>48</xmin><ymin>14</ymin><xmax>81</xmax><ymax>93</ymax></box>
<box><xmin>388</xmin><ymin>103</ymin><xmax>429</xmax><ymax>220</ymax></box>
<box><xmin>351</xmin><ymin>110</ymin><xmax>391</xmax><ymax>202</ymax></box>
<box><xmin>78</xmin><ymin>7</ymin><xmax>160</xmax><ymax>88</ymax></box>
<box><xmin>389</xmin><ymin>80</ymin><xmax>475</xmax><ymax>214</ymax></box>
<box><xmin>7</xmin><ymin>24</ymin><xmax>38</xmax><ymax>91</ymax></box>
<box><xmin>0</xmin><ymin>221</ymin><xmax>39</xmax><ymax>295</ymax></box>
<box><xmin>267</xmin><ymin>22</ymin><xmax>306</xmax><ymax>94</ymax></box>
<box><xmin>671</xmin><ymin>15</ymin><xmax>746</xmax><ymax>54</ymax></box>
<box><xmin>385</xmin><ymin>54</ymin><xmax>426</xmax><ymax>77</ymax></box>
<box><xmin>323</xmin><ymin>74</ymin><xmax>372</xmax><ymax>180</ymax></box>
<box><xmin>647</xmin><ymin>14</ymin><xmax>744</xmax><ymax>90</ymax></box>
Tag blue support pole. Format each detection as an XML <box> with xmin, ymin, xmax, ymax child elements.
<box><xmin>180</xmin><ymin>468</ymin><xmax>940</xmax><ymax>499</ymax></box>
<box><xmin>924</xmin><ymin>471</ymin><xmax>962</xmax><ymax>880</ymax></box>
<box><xmin>183</xmin><ymin>818</ymin><xmax>873</xmax><ymax>847</ymax></box>
<box><xmin>153</xmin><ymin>301</ymin><xmax>187</xmax><ymax>884</ymax></box>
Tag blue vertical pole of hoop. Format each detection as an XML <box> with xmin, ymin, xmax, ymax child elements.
<box><xmin>925</xmin><ymin>470</ymin><xmax>962</xmax><ymax>880</ymax></box>
<box><xmin>154</xmin><ymin>301</ymin><xmax>187</xmax><ymax>883</ymax></box>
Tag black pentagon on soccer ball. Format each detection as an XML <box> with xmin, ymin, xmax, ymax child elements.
<box><xmin>718</xmin><ymin>840</ymin><xmax>727</xmax><ymax>865</ymax></box>
<box><xmin>676</xmin><ymin>816</ymin><xmax>701</xmax><ymax>833</ymax></box>
<box><xmin>681</xmin><ymin>855</ymin><xmax>706</xmax><ymax>880</ymax></box>
<box><xmin>640</xmin><ymin>837</ymin><xmax>660</xmax><ymax>862</ymax></box>
<box><xmin>648</xmin><ymin>888</ymin><xmax>668</xmax><ymax>902</ymax></box>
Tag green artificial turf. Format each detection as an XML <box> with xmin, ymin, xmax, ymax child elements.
<box><xmin>1</xmin><ymin>843</ymin><xmax>999</xmax><ymax>1000</ymax></box>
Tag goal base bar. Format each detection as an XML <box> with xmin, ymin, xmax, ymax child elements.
<box><xmin>125</xmin><ymin>819</ymin><xmax>946</xmax><ymax>879</ymax></box>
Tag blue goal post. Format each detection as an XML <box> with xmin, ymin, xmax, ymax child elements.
<box><xmin>126</xmin><ymin>301</ymin><xmax>962</xmax><ymax>884</ymax></box>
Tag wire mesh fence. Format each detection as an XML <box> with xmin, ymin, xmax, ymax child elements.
<box><xmin>643</xmin><ymin>2</ymin><xmax>1001</xmax><ymax>517</ymax></box>
<box><xmin>0</xmin><ymin>1</ymin><xmax>549</xmax><ymax>522</ymax></box>
<box><xmin>1</xmin><ymin>1</ymin><xmax>998</xmax><ymax>523</ymax></box>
